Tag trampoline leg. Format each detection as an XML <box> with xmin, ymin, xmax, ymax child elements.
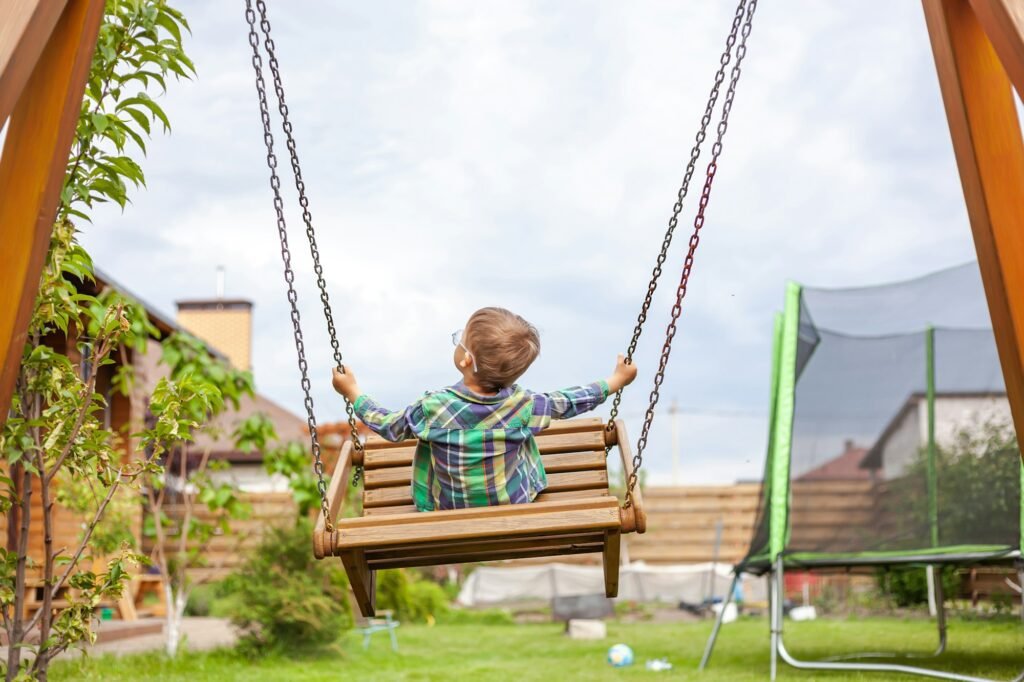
<box><xmin>934</xmin><ymin>567</ymin><xmax>948</xmax><ymax>657</ymax></box>
<box><xmin>770</xmin><ymin>558</ymin><xmax>783</xmax><ymax>682</ymax></box>
<box><xmin>698</xmin><ymin>572</ymin><xmax>740</xmax><ymax>671</ymax></box>
<box><xmin>822</xmin><ymin>564</ymin><xmax>946</xmax><ymax>661</ymax></box>
<box><xmin>774</xmin><ymin>558</ymin><xmax>1020</xmax><ymax>681</ymax></box>
<box><xmin>1018</xmin><ymin>564</ymin><xmax>1024</xmax><ymax>624</ymax></box>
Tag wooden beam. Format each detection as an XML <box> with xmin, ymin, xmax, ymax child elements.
<box><xmin>603</xmin><ymin>529</ymin><xmax>621</xmax><ymax>598</ymax></box>
<box><xmin>923</xmin><ymin>0</ymin><xmax>1024</xmax><ymax>456</ymax></box>
<box><xmin>968</xmin><ymin>0</ymin><xmax>1024</xmax><ymax>96</ymax></box>
<box><xmin>313</xmin><ymin>441</ymin><xmax>352</xmax><ymax>559</ymax></box>
<box><xmin>0</xmin><ymin>0</ymin><xmax>104</xmax><ymax>423</ymax></box>
<box><xmin>340</xmin><ymin>550</ymin><xmax>375</xmax><ymax>617</ymax></box>
<box><xmin>0</xmin><ymin>0</ymin><xmax>69</xmax><ymax>126</ymax></box>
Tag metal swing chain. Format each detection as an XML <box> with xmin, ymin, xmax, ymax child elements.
<box><xmin>252</xmin><ymin>1</ymin><xmax>366</xmax><ymax>485</ymax></box>
<box><xmin>244</xmin><ymin>2</ymin><xmax>334</xmax><ymax>531</ymax></box>
<box><xmin>606</xmin><ymin>0</ymin><xmax>748</xmax><ymax>433</ymax></box>
<box><xmin>624</xmin><ymin>0</ymin><xmax>759</xmax><ymax>507</ymax></box>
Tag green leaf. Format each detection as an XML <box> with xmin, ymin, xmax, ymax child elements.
<box><xmin>123</xmin><ymin>105</ymin><xmax>151</xmax><ymax>134</ymax></box>
<box><xmin>91</xmin><ymin>112</ymin><xmax>109</xmax><ymax>133</ymax></box>
<box><xmin>155</xmin><ymin>10</ymin><xmax>183</xmax><ymax>44</ymax></box>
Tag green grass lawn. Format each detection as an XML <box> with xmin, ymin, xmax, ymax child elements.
<box><xmin>54</xmin><ymin>617</ymin><xmax>1023</xmax><ymax>681</ymax></box>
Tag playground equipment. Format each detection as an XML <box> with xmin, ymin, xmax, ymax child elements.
<box><xmin>701</xmin><ymin>263</ymin><xmax>1023</xmax><ymax>681</ymax></box>
<box><xmin>2</xmin><ymin>0</ymin><xmax>1023</xmax><ymax>630</ymax></box>
<box><xmin>240</xmin><ymin>0</ymin><xmax>757</xmax><ymax>615</ymax></box>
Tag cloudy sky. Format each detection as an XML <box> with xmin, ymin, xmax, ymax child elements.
<box><xmin>79</xmin><ymin>1</ymin><xmax>988</xmax><ymax>485</ymax></box>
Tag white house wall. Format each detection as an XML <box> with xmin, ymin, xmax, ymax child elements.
<box><xmin>881</xmin><ymin>395</ymin><xmax>1012</xmax><ymax>478</ymax></box>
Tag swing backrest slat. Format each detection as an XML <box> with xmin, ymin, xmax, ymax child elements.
<box><xmin>359</xmin><ymin>418</ymin><xmax>611</xmax><ymax>512</ymax></box>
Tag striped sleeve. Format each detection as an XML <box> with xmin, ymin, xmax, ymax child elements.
<box><xmin>353</xmin><ymin>394</ymin><xmax>423</xmax><ymax>442</ymax></box>
<box><xmin>528</xmin><ymin>381</ymin><xmax>610</xmax><ymax>432</ymax></box>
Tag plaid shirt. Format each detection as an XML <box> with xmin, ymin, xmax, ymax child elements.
<box><xmin>353</xmin><ymin>380</ymin><xmax>610</xmax><ymax>511</ymax></box>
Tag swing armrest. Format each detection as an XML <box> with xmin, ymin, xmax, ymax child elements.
<box><xmin>612</xmin><ymin>419</ymin><xmax>646</xmax><ymax>534</ymax></box>
<box><xmin>314</xmin><ymin>440</ymin><xmax>357</xmax><ymax>558</ymax></box>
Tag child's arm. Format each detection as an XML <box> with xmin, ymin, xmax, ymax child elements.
<box><xmin>332</xmin><ymin>366</ymin><xmax>419</xmax><ymax>442</ymax></box>
<box><xmin>531</xmin><ymin>355</ymin><xmax>638</xmax><ymax>424</ymax></box>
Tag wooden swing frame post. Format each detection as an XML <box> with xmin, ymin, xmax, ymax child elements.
<box><xmin>0</xmin><ymin>0</ymin><xmax>105</xmax><ymax>423</ymax></box>
<box><xmin>923</xmin><ymin>0</ymin><xmax>1024</xmax><ymax>459</ymax></box>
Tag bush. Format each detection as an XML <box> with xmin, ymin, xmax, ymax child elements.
<box><xmin>376</xmin><ymin>569</ymin><xmax>451</xmax><ymax>623</ymax></box>
<box><xmin>878</xmin><ymin>566</ymin><xmax>960</xmax><ymax>608</ymax></box>
<box><xmin>436</xmin><ymin>607</ymin><xmax>515</xmax><ymax>626</ymax></box>
<box><xmin>406</xmin><ymin>580</ymin><xmax>450</xmax><ymax>622</ymax></box>
<box><xmin>185</xmin><ymin>580</ymin><xmax>242</xmax><ymax>618</ymax></box>
<box><xmin>185</xmin><ymin>583</ymin><xmax>216</xmax><ymax>617</ymax></box>
<box><xmin>224</xmin><ymin>519</ymin><xmax>352</xmax><ymax>653</ymax></box>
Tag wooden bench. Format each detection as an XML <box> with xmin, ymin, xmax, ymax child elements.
<box><xmin>314</xmin><ymin>418</ymin><xmax>646</xmax><ymax>617</ymax></box>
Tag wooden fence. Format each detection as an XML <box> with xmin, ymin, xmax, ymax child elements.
<box><xmin>625</xmin><ymin>484</ymin><xmax>761</xmax><ymax>565</ymax></box>
<box><xmin>142</xmin><ymin>492</ymin><xmax>298</xmax><ymax>583</ymax></box>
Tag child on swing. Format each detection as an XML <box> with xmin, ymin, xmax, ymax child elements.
<box><xmin>331</xmin><ymin>307</ymin><xmax>638</xmax><ymax>512</ymax></box>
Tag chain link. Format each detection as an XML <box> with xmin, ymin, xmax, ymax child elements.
<box><xmin>624</xmin><ymin>0</ymin><xmax>759</xmax><ymax>506</ymax></box>
<box><xmin>244</xmin><ymin>2</ymin><xmax>335</xmax><ymax>531</ymax></box>
<box><xmin>252</xmin><ymin>1</ymin><xmax>365</xmax><ymax>486</ymax></box>
<box><xmin>606</xmin><ymin>0</ymin><xmax>748</xmax><ymax>434</ymax></box>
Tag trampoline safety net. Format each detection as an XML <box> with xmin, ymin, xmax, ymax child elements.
<box><xmin>743</xmin><ymin>263</ymin><xmax>1022</xmax><ymax>573</ymax></box>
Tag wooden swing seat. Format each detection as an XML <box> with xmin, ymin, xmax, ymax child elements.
<box><xmin>313</xmin><ymin>417</ymin><xmax>646</xmax><ymax>617</ymax></box>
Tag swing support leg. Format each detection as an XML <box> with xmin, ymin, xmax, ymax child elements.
<box><xmin>603</xmin><ymin>529</ymin><xmax>621</xmax><ymax>598</ymax></box>
<box><xmin>341</xmin><ymin>550</ymin><xmax>376</xmax><ymax>618</ymax></box>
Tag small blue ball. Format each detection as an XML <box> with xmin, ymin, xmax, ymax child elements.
<box><xmin>607</xmin><ymin>643</ymin><xmax>634</xmax><ymax>667</ymax></box>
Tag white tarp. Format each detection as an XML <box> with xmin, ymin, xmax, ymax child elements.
<box><xmin>456</xmin><ymin>562</ymin><xmax>767</xmax><ymax>606</ymax></box>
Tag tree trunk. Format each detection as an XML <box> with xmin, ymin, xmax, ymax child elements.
<box><xmin>7</xmin><ymin>465</ymin><xmax>33</xmax><ymax>682</ymax></box>
<box><xmin>35</xmin><ymin>451</ymin><xmax>55</xmax><ymax>677</ymax></box>
<box><xmin>163</xmin><ymin>586</ymin><xmax>187</xmax><ymax>657</ymax></box>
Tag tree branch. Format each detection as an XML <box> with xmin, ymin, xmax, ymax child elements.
<box><xmin>36</xmin><ymin>446</ymin><xmax>55</xmax><ymax>662</ymax></box>
<box><xmin>45</xmin><ymin>335</ymin><xmax>113</xmax><ymax>485</ymax></box>
<box><xmin>23</xmin><ymin>473</ymin><xmax>126</xmax><ymax>636</ymax></box>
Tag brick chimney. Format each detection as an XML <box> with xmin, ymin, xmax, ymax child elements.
<box><xmin>176</xmin><ymin>268</ymin><xmax>253</xmax><ymax>372</ymax></box>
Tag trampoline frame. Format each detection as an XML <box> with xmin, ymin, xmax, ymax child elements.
<box><xmin>700</xmin><ymin>556</ymin><xmax>1024</xmax><ymax>681</ymax></box>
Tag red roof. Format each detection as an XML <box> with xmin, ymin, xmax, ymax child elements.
<box><xmin>798</xmin><ymin>441</ymin><xmax>880</xmax><ymax>481</ymax></box>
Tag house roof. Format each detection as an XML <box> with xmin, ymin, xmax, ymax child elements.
<box><xmin>93</xmin><ymin>268</ymin><xmax>179</xmax><ymax>338</ymax></box>
<box><xmin>798</xmin><ymin>441</ymin><xmax>877</xmax><ymax>481</ymax></box>
<box><xmin>187</xmin><ymin>391</ymin><xmax>308</xmax><ymax>461</ymax></box>
<box><xmin>91</xmin><ymin>267</ymin><xmax>307</xmax><ymax>460</ymax></box>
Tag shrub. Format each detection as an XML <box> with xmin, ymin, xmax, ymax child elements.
<box><xmin>436</xmin><ymin>607</ymin><xmax>515</xmax><ymax>626</ymax></box>
<box><xmin>185</xmin><ymin>583</ymin><xmax>216</xmax><ymax>617</ymax></box>
<box><xmin>376</xmin><ymin>569</ymin><xmax>451</xmax><ymax>623</ymax></box>
<box><xmin>185</xmin><ymin>581</ymin><xmax>242</xmax><ymax>618</ymax></box>
<box><xmin>406</xmin><ymin>580</ymin><xmax>451</xmax><ymax>622</ymax></box>
<box><xmin>878</xmin><ymin>566</ymin><xmax>960</xmax><ymax>608</ymax></box>
<box><xmin>224</xmin><ymin>519</ymin><xmax>351</xmax><ymax>653</ymax></box>
<box><xmin>376</xmin><ymin>569</ymin><xmax>413</xmax><ymax>619</ymax></box>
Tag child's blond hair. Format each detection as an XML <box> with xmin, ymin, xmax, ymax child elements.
<box><xmin>464</xmin><ymin>307</ymin><xmax>540</xmax><ymax>392</ymax></box>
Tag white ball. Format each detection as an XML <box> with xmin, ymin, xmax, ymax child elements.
<box><xmin>607</xmin><ymin>643</ymin><xmax>635</xmax><ymax>667</ymax></box>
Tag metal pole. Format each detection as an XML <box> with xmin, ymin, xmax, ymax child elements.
<box><xmin>926</xmin><ymin>326</ymin><xmax>939</xmax><ymax>548</ymax></box>
<box><xmin>927</xmin><ymin>565</ymin><xmax>938</xmax><ymax>618</ymax></box>
<box><xmin>822</xmin><ymin>561</ymin><xmax>947</xmax><ymax>662</ymax></box>
<box><xmin>708</xmin><ymin>518</ymin><xmax>724</xmax><ymax>602</ymax></box>
<box><xmin>698</xmin><ymin>571</ymin><xmax>740</xmax><ymax>671</ymax></box>
<box><xmin>1018</xmin><ymin>563</ymin><xmax>1024</xmax><ymax>624</ymax></box>
<box><xmin>771</xmin><ymin>556</ymin><xmax>784</xmax><ymax>682</ymax></box>
<box><xmin>935</xmin><ymin>565</ymin><xmax>948</xmax><ymax>655</ymax></box>
<box><xmin>774</xmin><ymin>556</ymin><xmax>1018</xmax><ymax>681</ymax></box>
